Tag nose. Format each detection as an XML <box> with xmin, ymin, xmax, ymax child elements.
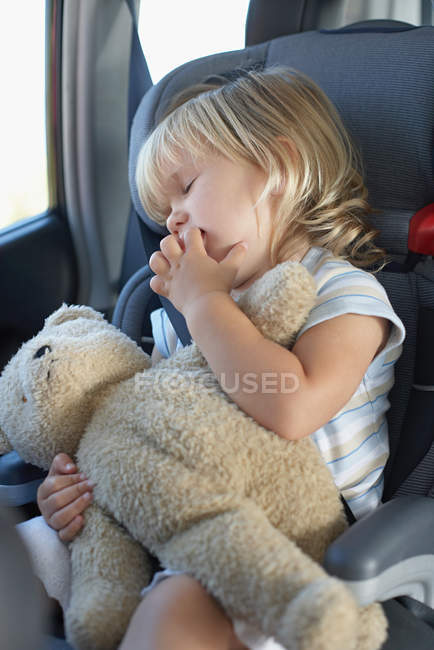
<box><xmin>166</xmin><ymin>210</ymin><xmax>189</xmax><ymax>235</ymax></box>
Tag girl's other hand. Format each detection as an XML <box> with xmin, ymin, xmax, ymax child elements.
<box><xmin>36</xmin><ymin>453</ymin><xmax>94</xmax><ymax>542</ymax></box>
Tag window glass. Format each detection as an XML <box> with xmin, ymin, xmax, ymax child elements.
<box><xmin>0</xmin><ymin>1</ymin><xmax>48</xmax><ymax>230</ymax></box>
<box><xmin>138</xmin><ymin>0</ymin><xmax>250</xmax><ymax>84</ymax></box>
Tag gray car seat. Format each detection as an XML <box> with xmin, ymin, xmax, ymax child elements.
<box><xmin>2</xmin><ymin>6</ymin><xmax>434</xmax><ymax>650</ymax></box>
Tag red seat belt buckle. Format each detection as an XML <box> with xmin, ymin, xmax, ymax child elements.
<box><xmin>408</xmin><ymin>203</ymin><xmax>434</xmax><ymax>256</ymax></box>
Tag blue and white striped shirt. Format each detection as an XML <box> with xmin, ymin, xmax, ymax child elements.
<box><xmin>151</xmin><ymin>246</ymin><xmax>405</xmax><ymax>519</ymax></box>
<box><xmin>298</xmin><ymin>247</ymin><xmax>405</xmax><ymax>518</ymax></box>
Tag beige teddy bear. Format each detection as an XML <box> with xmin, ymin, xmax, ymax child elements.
<box><xmin>0</xmin><ymin>261</ymin><xmax>387</xmax><ymax>650</ymax></box>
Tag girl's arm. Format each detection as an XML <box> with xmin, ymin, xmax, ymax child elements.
<box><xmin>185</xmin><ymin>291</ymin><xmax>388</xmax><ymax>440</ymax></box>
<box><xmin>149</xmin><ymin>227</ymin><xmax>388</xmax><ymax>440</ymax></box>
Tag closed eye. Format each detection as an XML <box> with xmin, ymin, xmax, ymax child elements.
<box><xmin>183</xmin><ymin>178</ymin><xmax>196</xmax><ymax>194</ymax></box>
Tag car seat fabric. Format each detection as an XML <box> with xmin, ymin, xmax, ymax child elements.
<box><xmin>380</xmin><ymin>270</ymin><xmax>434</xmax><ymax>499</ymax></box>
<box><xmin>245</xmin><ymin>0</ymin><xmax>326</xmax><ymax>46</ymax></box>
<box><xmin>127</xmin><ymin>22</ymin><xmax>434</xmax><ymax>500</ymax></box>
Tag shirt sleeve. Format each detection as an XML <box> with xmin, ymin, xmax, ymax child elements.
<box><xmin>150</xmin><ymin>308</ymin><xmax>183</xmax><ymax>358</ymax></box>
<box><xmin>296</xmin><ymin>266</ymin><xmax>406</xmax><ymax>375</ymax></box>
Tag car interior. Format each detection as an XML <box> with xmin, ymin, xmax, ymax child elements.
<box><xmin>1</xmin><ymin>1</ymin><xmax>434</xmax><ymax>648</ymax></box>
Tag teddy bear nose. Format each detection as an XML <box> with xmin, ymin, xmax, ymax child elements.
<box><xmin>33</xmin><ymin>345</ymin><xmax>52</xmax><ymax>359</ymax></box>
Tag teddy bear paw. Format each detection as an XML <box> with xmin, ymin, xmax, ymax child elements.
<box><xmin>278</xmin><ymin>577</ymin><xmax>359</xmax><ymax>650</ymax></box>
<box><xmin>355</xmin><ymin>602</ymin><xmax>388</xmax><ymax>650</ymax></box>
<box><xmin>65</xmin><ymin>587</ymin><xmax>141</xmax><ymax>650</ymax></box>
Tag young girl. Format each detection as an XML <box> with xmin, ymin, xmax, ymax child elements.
<box><xmin>26</xmin><ymin>67</ymin><xmax>404</xmax><ymax>650</ymax></box>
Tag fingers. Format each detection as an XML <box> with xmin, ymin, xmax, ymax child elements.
<box><xmin>160</xmin><ymin>234</ymin><xmax>183</xmax><ymax>259</ymax></box>
<box><xmin>149</xmin><ymin>251</ymin><xmax>170</xmax><ymax>276</ymax></box>
<box><xmin>58</xmin><ymin>515</ymin><xmax>85</xmax><ymax>543</ymax></box>
<box><xmin>41</xmin><ymin>476</ymin><xmax>95</xmax><ymax>517</ymax></box>
<box><xmin>48</xmin><ymin>488</ymin><xmax>93</xmax><ymax>533</ymax></box>
<box><xmin>149</xmin><ymin>235</ymin><xmax>184</xmax><ymax>297</ymax></box>
<box><xmin>38</xmin><ymin>468</ymin><xmax>87</xmax><ymax>502</ymax></box>
<box><xmin>220</xmin><ymin>241</ymin><xmax>248</xmax><ymax>274</ymax></box>
<box><xmin>37</xmin><ymin>454</ymin><xmax>95</xmax><ymax>543</ymax></box>
<box><xmin>184</xmin><ymin>227</ymin><xmax>206</xmax><ymax>253</ymax></box>
<box><xmin>48</xmin><ymin>452</ymin><xmax>77</xmax><ymax>477</ymax></box>
<box><xmin>150</xmin><ymin>274</ymin><xmax>167</xmax><ymax>297</ymax></box>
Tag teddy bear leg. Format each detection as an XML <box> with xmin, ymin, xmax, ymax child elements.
<box><xmin>65</xmin><ymin>504</ymin><xmax>152</xmax><ymax>650</ymax></box>
<box><xmin>355</xmin><ymin>603</ymin><xmax>388</xmax><ymax>650</ymax></box>
<box><xmin>157</xmin><ymin>500</ymin><xmax>360</xmax><ymax>650</ymax></box>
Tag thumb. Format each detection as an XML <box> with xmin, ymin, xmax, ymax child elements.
<box><xmin>184</xmin><ymin>227</ymin><xmax>206</xmax><ymax>253</ymax></box>
<box><xmin>220</xmin><ymin>241</ymin><xmax>248</xmax><ymax>274</ymax></box>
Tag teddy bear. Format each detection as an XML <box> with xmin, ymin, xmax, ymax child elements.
<box><xmin>0</xmin><ymin>260</ymin><xmax>387</xmax><ymax>650</ymax></box>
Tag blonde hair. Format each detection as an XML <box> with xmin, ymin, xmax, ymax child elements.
<box><xmin>136</xmin><ymin>66</ymin><xmax>386</xmax><ymax>269</ymax></box>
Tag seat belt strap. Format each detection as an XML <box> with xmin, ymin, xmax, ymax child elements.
<box><xmin>124</xmin><ymin>0</ymin><xmax>192</xmax><ymax>346</ymax></box>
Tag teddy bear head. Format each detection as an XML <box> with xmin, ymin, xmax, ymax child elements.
<box><xmin>0</xmin><ymin>305</ymin><xmax>149</xmax><ymax>469</ymax></box>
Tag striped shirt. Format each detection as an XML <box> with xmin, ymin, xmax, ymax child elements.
<box><xmin>151</xmin><ymin>247</ymin><xmax>405</xmax><ymax>520</ymax></box>
<box><xmin>298</xmin><ymin>247</ymin><xmax>405</xmax><ymax>518</ymax></box>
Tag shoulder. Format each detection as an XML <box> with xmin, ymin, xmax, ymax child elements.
<box><xmin>299</xmin><ymin>248</ymin><xmax>404</xmax><ymax>336</ymax></box>
<box><xmin>298</xmin><ymin>247</ymin><xmax>405</xmax><ymax>375</ymax></box>
<box><xmin>302</xmin><ymin>247</ymin><xmax>387</xmax><ymax>299</ymax></box>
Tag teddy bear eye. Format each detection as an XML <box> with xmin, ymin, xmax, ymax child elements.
<box><xmin>33</xmin><ymin>345</ymin><xmax>52</xmax><ymax>359</ymax></box>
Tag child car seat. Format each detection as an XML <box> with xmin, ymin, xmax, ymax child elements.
<box><xmin>114</xmin><ymin>12</ymin><xmax>434</xmax><ymax>650</ymax></box>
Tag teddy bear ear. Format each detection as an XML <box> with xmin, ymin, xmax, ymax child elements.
<box><xmin>44</xmin><ymin>304</ymin><xmax>106</xmax><ymax>328</ymax></box>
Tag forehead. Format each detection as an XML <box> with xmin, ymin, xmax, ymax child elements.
<box><xmin>162</xmin><ymin>151</ymin><xmax>197</xmax><ymax>178</ymax></box>
<box><xmin>158</xmin><ymin>147</ymin><xmax>216</xmax><ymax>184</ymax></box>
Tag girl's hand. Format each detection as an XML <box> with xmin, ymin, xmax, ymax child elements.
<box><xmin>149</xmin><ymin>227</ymin><xmax>247</xmax><ymax>315</ymax></box>
<box><xmin>36</xmin><ymin>453</ymin><xmax>94</xmax><ymax>542</ymax></box>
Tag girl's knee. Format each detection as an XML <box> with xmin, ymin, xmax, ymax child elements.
<box><xmin>121</xmin><ymin>575</ymin><xmax>235</xmax><ymax>650</ymax></box>
<box><xmin>146</xmin><ymin>574</ymin><xmax>230</xmax><ymax>625</ymax></box>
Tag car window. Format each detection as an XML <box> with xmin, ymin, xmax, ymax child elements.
<box><xmin>0</xmin><ymin>1</ymin><xmax>48</xmax><ymax>230</ymax></box>
<box><xmin>138</xmin><ymin>0</ymin><xmax>250</xmax><ymax>84</ymax></box>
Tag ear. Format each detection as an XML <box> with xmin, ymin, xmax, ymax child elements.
<box><xmin>0</xmin><ymin>426</ymin><xmax>12</xmax><ymax>455</ymax></box>
<box><xmin>44</xmin><ymin>304</ymin><xmax>106</xmax><ymax>328</ymax></box>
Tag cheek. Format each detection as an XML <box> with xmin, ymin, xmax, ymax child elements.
<box><xmin>203</xmin><ymin>231</ymin><xmax>233</xmax><ymax>262</ymax></box>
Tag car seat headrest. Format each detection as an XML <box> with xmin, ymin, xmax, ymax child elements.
<box><xmin>245</xmin><ymin>0</ymin><xmax>319</xmax><ymax>46</ymax></box>
<box><xmin>129</xmin><ymin>21</ymin><xmax>434</xmax><ymax>258</ymax></box>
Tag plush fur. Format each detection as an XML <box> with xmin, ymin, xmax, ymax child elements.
<box><xmin>0</xmin><ymin>261</ymin><xmax>387</xmax><ymax>650</ymax></box>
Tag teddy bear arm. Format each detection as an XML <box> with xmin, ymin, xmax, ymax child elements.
<box><xmin>65</xmin><ymin>503</ymin><xmax>152</xmax><ymax>650</ymax></box>
<box><xmin>157</xmin><ymin>499</ymin><xmax>365</xmax><ymax>650</ymax></box>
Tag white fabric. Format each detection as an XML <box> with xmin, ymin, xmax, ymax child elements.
<box><xmin>150</xmin><ymin>308</ymin><xmax>184</xmax><ymax>358</ymax></box>
<box><xmin>16</xmin><ymin>516</ymin><xmax>71</xmax><ymax>610</ymax></box>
